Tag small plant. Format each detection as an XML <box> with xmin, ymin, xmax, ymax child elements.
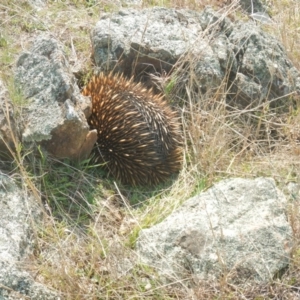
<box><xmin>0</xmin><ymin>35</ymin><xmax>7</xmax><ymax>48</ymax></box>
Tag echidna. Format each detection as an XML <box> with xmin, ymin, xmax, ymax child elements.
<box><xmin>82</xmin><ymin>72</ymin><xmax>182</xmax><ymax>186</ymax></box>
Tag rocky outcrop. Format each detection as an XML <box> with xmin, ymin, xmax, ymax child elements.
<box><xmin>12</xmin><ymin>7</ymin><xmax>298</xmax><ymax>159</ymax></box>
<box><xmin>15</xmin><ymin>36</ymin><xmax>97</xmax><ymax>160</ymax></box>
<box><xmin>136</xmin><ymin>178</ymin><xmax>292</xmax><ymax>284</ymax></box>
<box><xmin>91</xmin><ymin>7</ymin><xmax>300</xmax><ymax>107</ymax></box>
<box><xmin>0</xmin><ymin>174</ymin><xmax>59</xmax><ymax>299</ymax></box>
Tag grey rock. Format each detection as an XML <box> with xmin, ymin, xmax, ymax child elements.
<box><xmin>198</xmin><ymin>6</ymin><xmax>233</xmax><ymax>34</ymax></box>
<box><xmin>0</xmin><ymin>80</ymin><xmax>19</xmax><ymax>159</ymax></box>
<box><xmin>239</xmin><ymin>0</ymin><xmax>269</xmax><ymax>14</ymax></box>
<box><xmin>136</xmin><ymin>178</ymin><xmax>292</xmax><ymax>284</ymax></box>
<box><xmin>0</xmin><ymin>173</ymin><xmax>59</xmax><ymax>299</ymax></box>
<box><xmin>91</xmin><ymin>7</ymin><xmax>214</xmax><ymax>79</ymax></box>
<box><xmin>91</xmin><ymin>7</ymin><xmax>300</xmax><ymax>107</ymax></box>
<box><xmin>228</xmin><ymin>21</ymin><xmax>300</xmax><ymax>107</ymax></box>
<box><xmin>284</xmin><ymin>182</ymin><xmax>300</xmax><ymax>201</ymax></box>
<box><xmin>15</xmin><ymin>35</ymin><xmax>97</xmax><ymax>160</ymax></box>
<box><xmin>0</xmin><ymin>265</ymin><xmax>59</xmax><ymax>300</ymax></box>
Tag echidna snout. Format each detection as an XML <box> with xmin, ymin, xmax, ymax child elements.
<box><xmin>82</xmin><ymin>72</ymin><xmax>182</xmax><ymax>186</ymax></box>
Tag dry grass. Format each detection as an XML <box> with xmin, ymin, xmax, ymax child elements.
<box><xmin>1</xmin><ymin>0</ymin><xmax>300</xmax><ymax>299</ymax></box>
<box><xmin>269</xmin><ymin>0</ymin><xmax>300</xmax><ymax>69</ymax></box>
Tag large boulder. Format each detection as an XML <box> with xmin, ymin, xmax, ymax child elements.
<box><xmin>228</xmin><ymin>21</ymin><xmax>300</xmax><ymax>108</ymax></box>
<box><xmin>15</xmin><ymin>36</ymin><xmax>97</xmax><ymax>160</ymax></box>
<box><xmin>91</xmin><ymin>7</ymin><xmax>227</xmax><ymax>93</ymax></box>
<box><xmin>0</xmin><ymin>174</ymin><xmax>59</xmax><ymax>299</ymax></box>
<box><xmin>136</xmin><ymin>178</ymin><xmax>292</xmax><ymax>284</ymax></box>
<box><xmin>91</xmin><ymin>7</ymin><xmax>300</xmax><ymax>106</ymax></box>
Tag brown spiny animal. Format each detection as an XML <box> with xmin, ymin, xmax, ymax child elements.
<box><xmin>82</xmin><ymin>72</ymin><xmax>182</xmax><ymax>186</ymax></box>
